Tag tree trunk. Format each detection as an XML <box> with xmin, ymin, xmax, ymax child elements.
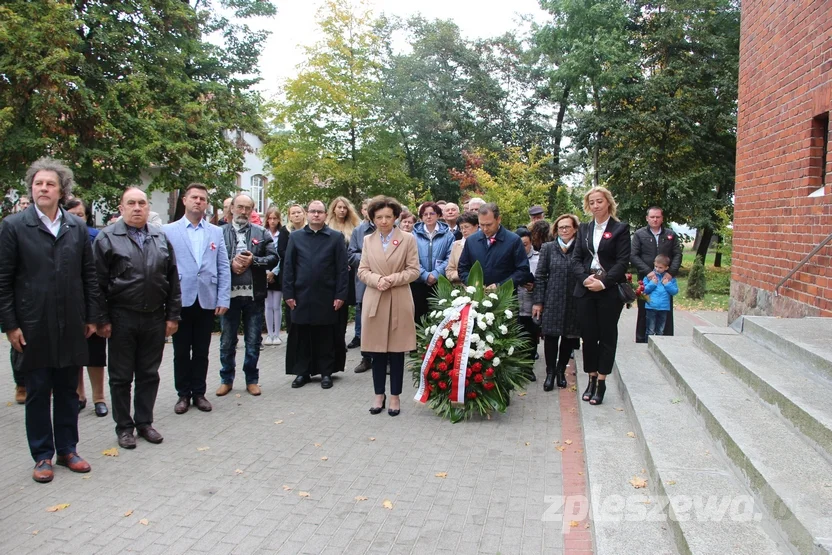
<box><xmin>548</xmin><ymin>85</ymin><xmax>571</xmax><ymax>207</ymax></box>
<box><xmin>714</xmin><ymin>235</ymin><xmax>722</xmax><ymax>268</ymax></box>
<box><xmin>695</xmin><ymin>226</ymin><xmax>714</xmax><ymax>261</ymax></box>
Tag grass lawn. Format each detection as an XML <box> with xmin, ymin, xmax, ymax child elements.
<box><xmin>671</xmin><ymin>248</ymin><xmax>731</xmax><ymax>311</ymax></box>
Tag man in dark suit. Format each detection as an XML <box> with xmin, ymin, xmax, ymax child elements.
<box><xmin>458</xmin><ymin>203</ymin><xmax>532</xmax><ymax>289</ymax></box>
<box><xmin>0</xmin><ymin>158</ymin><xmax>103</xmax><ymax>482</ymax></box>
<box><xmin>631</xmin><ymin>207</ymin><xmax>683</xmax><ymax>342</ymax></box>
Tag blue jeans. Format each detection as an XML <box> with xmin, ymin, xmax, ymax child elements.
<box><xmin>646</xmin><ymin>309</ymin><xmax>668</xmax><ymax>337</ymax></box>
<box><xmin>220</xmin><ymin>297</ymin><xmax>264</xmax><ymax>385</ymax></box>
<box><xmin>354</xmin><ymin>302</ymin><xmax>362</xmax><ymax>338</ymax></box>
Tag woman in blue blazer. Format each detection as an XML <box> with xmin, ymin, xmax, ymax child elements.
<box><xmin>571</xmin><ymin>187</ymin><xmax>631</xmax><ymax>405</ymax></box>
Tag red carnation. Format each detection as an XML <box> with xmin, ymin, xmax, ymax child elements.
<box><xmin>466</xmin><ymin>392</ymin><xmax>477</xmax><ymax>399</ymax></box>
<box><xmin>426</xmin><ymin>384</ymin><xmax>432</xmax><ymax>393</ymax></box>
<box><xmin>466</xmin><ymin>368</ymin><xmax>472</xmax><ymax>378</ymax></box>
<box><xmin>474</xmin><ymin>373</ymin><xmax>484</xmax><ymax>384</ymax></box>
<box><xmin>625</xmin><ymin>273</ymin><xmax>632</xmax><ymax>282</ymax></box>
<box><xmin>472</xmin><ymin>362</ymin><xmax>482</xmax><ymax>371</ymax></box>
<box><xmin>438</xmin><ymin>381</ymin><xmax>448</xmax><ymax>390</ymax></box>
<box><xmin>445</xmin><ymin>354</ymin><xmax>454</xmax><ymax>364</ymax></box>
<box><xmin>483</xmin><ymin>350</ymin><xmax>495</xmax><ymax>361</ymax></box>
<box><xmin>485</xmin><ymin>367</ymin><xmax>495</xmax><ymax>377</ymax></box>
<box><xmin>437</xmin><ymin>347</ymin><xmax>446</xmax><ymax>357</ymax></box>
<box><xmin>465</xmin><ymin>379</ymin><xmax>470</xmax><ymax>387</ymax></box>
<box><xmin>430</xmin><ymin>371</ymin><xmax>440</xmax><ymax>380</ymax></box>
<box><xmin>483</xmin><ymin>381</ymin><xmax>495</xmax><ymax>390</ymax></box>
<box><xmin>438</xmin><ymin>362</ymin><xmax>448</xmax><ymax>372</ymax></box>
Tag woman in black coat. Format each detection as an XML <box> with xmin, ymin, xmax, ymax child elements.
<box><xmin>571</xmin><ymin>187</ymin><xmax>631</xmax><ymax>405</ymax></box>
<box><xmin>533</xmin><ymin>214</ymin><xmax>581</xmax><ymax>391</ymax></box>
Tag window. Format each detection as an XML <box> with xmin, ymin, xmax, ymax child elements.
<box><xmin>810</xmin><ymin>112</ymin><xmax>829</xmax><ymax>194</ymax></box>
<box><xmin>250</xmin><ymin>175</ymin><xmax>266</xmax><ymax>213</ymax></box>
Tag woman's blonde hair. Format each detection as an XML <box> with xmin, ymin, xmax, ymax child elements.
<box><xmin>582</xmin><ymin>186</ymin><xmax>618</xmax><ymax>220</ymax></box>
<box><xmin>286</xmin><ymin>203</ymin><xmax>307</xmax><ymax>231</ymax></box>
<box><xmin>264</xmin><ymin>205</ymin><xmax>282</xmax><ymax>232</ymax></box>
<box><xmin>326</xmin><ymin>196</ymin><xmax>360</xmax><ymax>242</ymax></box>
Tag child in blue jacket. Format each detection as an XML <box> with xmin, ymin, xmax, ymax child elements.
<box><xmin>642</xmin><ymin>254</ymin><xmax>679</xmax><ymax>337</ymax></box>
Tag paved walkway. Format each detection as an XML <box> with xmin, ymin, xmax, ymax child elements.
<box><xmin>0</xmin><ymin>322</ymin><xmax>576</xmax><ymax>555</ymax></box>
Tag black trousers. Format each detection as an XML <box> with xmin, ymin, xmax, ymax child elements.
<box><xmin>518</xmin><ymin>316</ymin><xmax>540</xmax><ymax>360</ymax></box>
<box><xmin>336</xmin><ymin>306</ymin><xmax>348</xmax><ymax>373</ymax></box>
<box><xmin>108</xmin><ymin>308</ymin><xmax>166</xmax><ymax>434</ymax></box>
<box><xmin>10</xmin><ymin>346</ymin><xmax>24</xmax><ymax>386</ymax></box>
<box><xmin>286</xmin><ymin>323</ymin><xmax>337</xmax><ymax>377</ymax></box>
<box><xmin>25</xmin><ymin>366</ymin><xmax>79</xmax><ymax>462</ymax></box>
<box><xmin>544</xmin><ymin>335</ymin><xmax>578</xmax><ymax>371</ymax></box>
<box><xmin>411</xmin><ymin>282</ymin><xmax>435</xmax><ymax>325</ymax></box>
<box><xmin>576</xmin><ymin>293</ymin><xmax>624</xmax><ymax>376</ymax></box>
<box><xmin>172</xmin><ymin>300</ymin><xmax>215</xmax><ymax>398</ymax></box>
<box><xmin>635</xmin><ymin>296</ymin><xmax>674</xmax><ymax>342</ymax></box>
<box><xmin>369</xmin><ymin>352</ymin><xmax>405</xmax><ymax>396</ymax></box>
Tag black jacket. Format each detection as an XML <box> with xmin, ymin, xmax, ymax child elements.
<box><xmin>267</xmin><ymin>225</ymin><xmax>289</xmax><ymax>292</ymax></box>
<box><xmin>0</xmin><ymin>207</ymin><xmax>103</xmax><ymax>371</ymax></box>
<box><xmin>631</xmin><ymin>226</ymin><xmax>683</xmax><ymax>278</ymax></box>
<box><xmin>222</xmin><ymin>222</ymin><xmax>278</xmax><ymax>301</ymax></box>
<box><xmin>571</xmin><ymin>219</ymin><xmax>631</xmax><ymax>299</ymax></box>
<box><xmin>458</xmin><ymin>226</ymin><xmax>533</xmax><ymax>288</ymax></box>
<box><xmin>93</xmin><ymin>220</ymin><xmax>182</xmax><ymax>321</ymax></box>
<box><xmin>282</xmin><ymin>225</ymin><xmax>348</xmax><ymax>326</ymax></box>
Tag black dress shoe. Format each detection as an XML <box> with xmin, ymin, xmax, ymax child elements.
<box><xmin>347</xmin><ymin>337</ymin><xmax>361</xmax><ymax>349</ymax></box>
<box><xmin>193</xmin><ymin>396</ymin><xmax>212</xmax><ymax>412</ymax></box>
<box><xmin>321</xmin><ymin>375</ymin><xmax>333</xmax><ymax>389</ymax></box>
<box><xmin>527</xmin><ymin>371</ymin><xmax>537</xmax><ymax>382</ymax></box>
<box><xmin>174</xmin><ymin>397</ymin><xmax>190</xmax><ymax>414</ymax></box>
<box><xmin>137</xmin><ymin>426</ymin><xmax>163</xmax><ymax>444</ymax></box>
<box><xmin>388</xmin><ymin>408</ymin><xmax>400</xmax><ymax>417</ymax></box>
<box><xmin>78</xmin><ymin>398</ymin><xmax>87</xmax><ymax>411</ymax></box>
<box><xmin>94</xmin><ymin>402</ymin><xmax>108</xmax><ymax>417</ymax></box>
<box><xmin>369</xmin><ymin>395</ymin><xmax>386</xmax><ymax>415</ymax></box>
<box><xmin>543</xmin><ymin>370</ymin><xmax>555</xmax><ymax>392</ymax></box>
<box><xmin>292</xmin><ymin>375</ymin><xmax>309</xmax><ymax>388</ymax></box>
<box><xmin>556</xmin><ymin>367</ymin><xmax>568</xmax><ymax>389</ymax></box>
<box><xmin>118</xmin><ymin>431</ymin><xmax>136</xmax><ymax>449</ymax></box>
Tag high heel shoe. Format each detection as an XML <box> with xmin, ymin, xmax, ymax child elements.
<box><xmin>388</xmin><ymin>397</ymin><xmax>400</xmax><ymax>417</ymax></box>
<box><xmin>543</xmin><ymin>369</ymin><xmax>555</xmax><ymax>392</ymax></box>
<box><xmin>369</xmin><ymin>395</ymin><xmax>386</xmax><ymax>415</ymax></box>
<box><xmin>582</xmin><ymin>375</ymin><xmax>597</xmax><ymax>402</ymax></box>
<box><xmin>556</xmin><ymin>366</ymin><xmax>567</xmax><ymax>389</ymax></box>
<box><xmin>590</xmin><ymin>380</ymin><xmax>607</xmax><ymax>405</ymax></box>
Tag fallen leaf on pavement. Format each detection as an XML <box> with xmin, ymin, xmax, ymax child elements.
<box><xmin>575</xmin><ymin>449</ymin><xmax>583</xmax><ymax>453</ymax></box>
<box><xmin>517</xmin><ymin>392</ymin><xmax>527</xmax><ymax>397</ymax></box>
<box><xmin>614</xmin><ymin>407</ymin><xmax>624</xmax><ymax>412</ymax></box>
<box><xmin>102</xmin><ymin>448</ymin><xmax>119</xmax><ymax>457</ymax></box>
<box><xmin>569</xmin><ymin>520</ymin><xmax>579</xmax><ymax>528</ymax></box>
<box><xmin>667</xmin><ymin>480</ymin><xmax>676</xmax><ymax>485</ymax></box>
<box><xmin>578</xmin><ymin>472</ymin><xmax>584</xmax><ymax>476</ymax></box>
<box><xmin>320</xmin><ymin>456</ymin><xmax>328</xmax><ymax>461</ymax></box>
<box><xmin>124</xmin><ymin>510</ymin><xmax>133</xmax><ymax>517</ymax></box>
<box><xmin>6</xmin><ymin>402</ymin><xmax>12</xmax><ymax>407</ymax></box>
<box><xmin>570</xmin><ymin>385</ymin><xmax>577</xmax><ymax>392</ymax></box>
<box><xmin>564</xmin><ymin>439</ymin><xmax>573</xmax><ymax>445</ymax></box>
<box><xmin>435</xmin><ymin>472</ymin><xmax>447</xmax><ymax>478</ymax></box>
<box><xmin>46</xmin><ymin>504</ymin><xmax>69</xmax><ymax>512</ymax></box>
<box><xmin>369</xmin><ymin>437</ymin><xmax>376</xmax><ymax>441</ymax></box>
<box><xmin>556</xmin><ymin>445</ymin><xmax>566</xmax><ymax>452</ymax></box>
<box><xmin>235</xmin><ymin>394</ymin><xmax>241</xmax><ymax>398</ymax></box>
<box><xmin>626</xmin><ymin>432</ymin><xmax>635</xmax><ymax>438</ymax></box>
<box><xmin>670</xmin><ymin>398</ymin><xmax>682</xmax><ymax>404</ymax></box>
<box><xmin>354</xmin><ymin>496</ymin><xmax>368</xmax><ymax>501</ymax></box>
<box><xmin>524</xmin><ymin>442</ymin><xmax>530</xmax><ymax>446</ymax></box>
<box><xmin>382</xmin><ymin>500</ymin><xmax>393</xmax><ymax>510</ymax></box>
<box><xmin>235</xmin><ymin>469</ymin><xmax>243</xmax><ymax>475</ymax></box>
<box><xmin>299</xmin><ymin>491</ymin><xmax>310</xmax><ymax>498</ymax></box>
<box><xmin>197</xmin><ymin>446</ymin><xmax>209</xmax><ymax>451</ymax></box>
<box><xmin>629</xmin><ymin>476</ymin><xmax>648</xmax><ymax>489</ymax></box>
<box><xmin>313</xmin><ymin>443</ymin><xmax>321</xmax><ymax>447</ymax></box>
<box><xmin>139</xmin><ymin>519</ymin><xmax>149</xmax><ymax>526</ymax></box>
<box><xmin>31</xmin><ymin>530</ymin><xmax>38</xmax><ymax>535</ymax></box>
<box><xmin>274</xmin><ymin>420</ymin><xmax>283</xmax><ymax>424</ymax></box>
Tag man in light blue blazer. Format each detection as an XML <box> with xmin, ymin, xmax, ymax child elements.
<box><xmin>163</xmin><ymin>183</ymin><xmax>231</xmax><ymax>414</ymax></box>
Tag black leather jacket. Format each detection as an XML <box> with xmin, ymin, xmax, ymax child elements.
<box><xmin>93</xmin><ymin>220</ymin><xmax>182</xmax><ymax>322</ymax></box>
<box><xmin>222</xmin><ymin>222</ymin><xmax>278</xmax><ymax>301</ymax></box>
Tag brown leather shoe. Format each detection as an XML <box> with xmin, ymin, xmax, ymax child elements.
<box><xmin>32</xmin><ymin>460</ymin><xmax>53</xmax><ymax>483</ymax></box>
<box><xmin>192</xmin><ymin>395</ymin><xmax>212</xmax><ymax>412</ymax></box>
<box><xmin>216</xmin><ymin>383</ymin><xmax>233</xmax><ymax>396</ymax></box>
<box><xmin>15</xmin><ymin>385</ymin><xmax>26</xmax><ymax>404</ymax></box>
<box><xmin>56</xmin><ymin>453</ymin><xmax>91</xmax><ymax>473</ymax></box>
<box><xmin>246</xmin><ymin>384</ymin><xmax>261</xmax><ymax>396</ymax></box>
<box><xmin>353</xmin><ymin>358</ymin><xmax>371</xmax><ymax>373</ymax></box>
<box><xmin>137</xmin><ymin>426</ymin><xmax>163</xmax><ymax>444</ymax></box>
<box><xmin>174</xmin><ymin>396</ymin><xmax>190</xmax><ymax>414</ymax></box>
<box><xmin>118</xmin><ymin>431</ymin><xmax>136</xmax><ymax>449</ymax></box>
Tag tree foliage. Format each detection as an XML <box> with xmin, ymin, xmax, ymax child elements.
<box><xmin>0</xmin><ymin>0</ymin><xmax>276</xmax><ymax>210</ymax></box>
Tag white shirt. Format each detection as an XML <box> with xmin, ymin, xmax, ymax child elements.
<box><xmin>650</xmin><ymin>227</ymin><xmax>662</xmax><ymax>247</ymax></box>
<box><xmin>35</xmin><ymin>205</ymin><xmax>62</xmax><ymax>237</ymax></box>
<box><xmin>185</xmin><ymin>218</ymin><xmax>206</xmax><ymax>268</ymax></box>
<box><xmin>591</xmin><ymin>218</ymin><xmax>609</xmax><ymax>271</ymax></box>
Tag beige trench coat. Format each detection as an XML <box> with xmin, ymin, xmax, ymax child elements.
<box><xmin>445</xmin><ymin>238</ymin><xmax>465</xmax><ymax>283</ymax></box>
<box><xmin>358</xmin><ymin>228</ymin><xmax>421</xmax><ymax>353</ymax></box>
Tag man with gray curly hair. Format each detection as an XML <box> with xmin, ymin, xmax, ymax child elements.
<box><xmin>0</xmin><ymin>157</ymin><xmax>104</xmax><ymax>483</ymax></box>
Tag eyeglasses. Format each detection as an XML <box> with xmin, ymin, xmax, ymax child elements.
<box><xmin>557</xmin><ymin>225</ymin><xmax>574</xmax><ymax>230</ymax></box>
<box><xmin>422</xmin><ymin>212</ymin><xmax>437</xmax><ymax>217</ymax></box>
<box><xmin>308</xmin><ymin>210</ymin><xmax>325</xmax><ymax>214</ymax></box>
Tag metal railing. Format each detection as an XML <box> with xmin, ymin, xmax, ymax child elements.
<box><xmin>774</xmin><ymin>231</ymin><xmax>832</xmax><ymax>296</ymax></box>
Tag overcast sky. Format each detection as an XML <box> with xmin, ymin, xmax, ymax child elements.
<box><xmin>252</xmin><ymin>0</ymin><xmax>550</xmax><ymax>99</ymax></box>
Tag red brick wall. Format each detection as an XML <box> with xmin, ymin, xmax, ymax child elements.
<box><xmin>731</xmin><ymin>0</ymin><xmax>832</xmax><ymax>320</ymax></box>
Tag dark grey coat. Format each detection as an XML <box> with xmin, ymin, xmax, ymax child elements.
<box><xmin>0</xmin><ymin>207</ymin><xmax>103</xmax><ymax>371</ymax></box>
<box><xmin>533</xmin><ymin>241</ymin><xmax>580</xmax><ymax>338</ymax></box>
<box><xmin>631</xmin><ymin>226</ymin><xmax>683</xmax><ymax>279</ymax></box>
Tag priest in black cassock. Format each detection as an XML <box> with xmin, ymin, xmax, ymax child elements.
<box><xmin>283</xmin><ymin>200</ymin><xmax>349</xmax><ymax>389</ymax></box>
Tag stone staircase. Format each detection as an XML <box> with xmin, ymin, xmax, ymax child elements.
<box><xmin>611</xmin><ymin>316</ymin><xmax>832</xmax><ymax>555</ymax></box>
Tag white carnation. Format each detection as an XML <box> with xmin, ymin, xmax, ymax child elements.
<box><xmin>440</xmin><ymin>328</ymin><xmax>450</xmax><ymax>339</ymax></box>
<box><xmin>451</xmin><ymin>322</ymin><xmax>461</xmax><ymax>337</ymax></box>
<box><xmin>445</xmin><ymin>338</ymin><xmax>455</xmax><ymax>349</ymax></box>
<box><xmin>492</xmin><ymin>357</ymin><xmax>501</xmax><ymax>367</ymax></box>
<box><xmin>450</xmin><ymin>289</ymin><xmax>460</xmax><ymax>297</ymax></box>
<box><xmin>477</xmin><ymin>341</ymin><xmax>487</xmax><ymax>352</ymax></box>
<box><xmin>470</xmin><ymin>333</ymin><xmax>480</xmax><ymax>343</ymax></box>
<box><xmin>504</xmin><ymin>309</ymin><xmax>513</xmax><ymax>318</ymax></box>
<box><xmin>438</xmin><ymin>298</ymin><xmax>447</xmax><ymax>305</ymax></box>
<box><xmin>485</xmin><ymin>334</ymin><xmax>495</xmax><ymax>344</ymax></box>
<box><xmin>466</xmin><ymin>286</ymin><xmax>477</xmax><ymax>294</ymax></box>
<box><xmin>470</xmin><ymin>301</ymin><xmax>479</xmax><ymax>309</ymax></box>
<box><xmin>485</xmin><ymin>313</ymin><xmax>495</xmax><ymax>323</ymax></box>
<box><xmin>489</xmin><ymin>293</ymin><xmax>499</xmax><ymax>300</ymax></box>
<box><xmin>477</xmin><ymin>320</ymin><xmax>487</xmax><ymax>331</ymax></box>
<box><xmin>481</xmin><ymin>300</ymin><xmax>493</xmax><ymax>308</ymax></box>
<box><xmin>429</xmin><ymin>325</ymin><xmax>437</xmax><ymax>334</ymax></box>
<box><xmin>508</xmin><ymin>346</ymin><xmax>515</xmax><ymax>356</ymax></box>
<box><xmin>499</xmin><ymin>325</ymin><xmax>508</xmax><ymax>335</ymax></box>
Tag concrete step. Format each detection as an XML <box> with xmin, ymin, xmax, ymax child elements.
<box><xmin>576</xmin><ymin>363</ymin><xmax>678</xmax><ymax>555</ymax></box>
<box><xmin>650</xmin><ymin>336</ymin><xmax>832</xmax><ymax>555</ymax></box>
<box><xmin>694</xmin><ymin>326</ymin><xmax>832</xmax><ymax>460</ymax></box>
<box><xmin>613</xmin><ymin>346</ymin><xmax>784</xmax><ymax>555</ymax></box>
<box><xmin>739</xmin><ymin>316</ymin><xmax>832</xmax><ymax>380</ymax></box>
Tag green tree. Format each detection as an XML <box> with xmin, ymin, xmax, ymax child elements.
<box><xmin>551</xmin><ymin>185</ymin><xmax>578</xmax><ymax>219</ymax></box>
<box><xmin>687</xmin><ymin>255</ymin><xmax>706</xmax><ymax>299</ymax></box>
<box><xmin>0</xmin><ymin>0</ymin><xmax>276</xmax><ymax>210</ymax></box>
<box><xmin>265</xmin><ymin>0</ymin><xmax>413</xmax><ymax>206</ymax></box>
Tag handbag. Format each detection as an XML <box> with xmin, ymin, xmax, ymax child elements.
<box><xmin>617</xmin><ymin>282</ymin><xmax>636</xmax><ymax>304</ymax></box>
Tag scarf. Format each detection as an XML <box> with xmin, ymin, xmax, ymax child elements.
<box><xmin>557</xmin><ymin>237</ymin><xmax>574</xmax><ymax>253</ymax></box>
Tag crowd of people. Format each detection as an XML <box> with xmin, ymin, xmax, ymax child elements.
<box><xmin>1</xmin><ymin>156</ymin><xmax>683</xmax><ymax>484</ymax></box>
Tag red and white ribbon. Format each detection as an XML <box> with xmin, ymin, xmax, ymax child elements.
<box><xmin>414</xmin><ymin>303</ymin><xmax>476</xmax><ymax>405</ymax></box>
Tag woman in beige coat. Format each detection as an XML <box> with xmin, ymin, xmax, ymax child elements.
<box><xmin>358</xmin><ymin>196</ymin><xmax>421</xmax><ymax>416</ymax></box>
<box><xmin>445</xmin><ymin>211</ymin><xmax>480</xmax><ymax>283</ymax></box>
